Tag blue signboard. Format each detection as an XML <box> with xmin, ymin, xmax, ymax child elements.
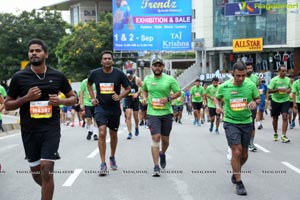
<box><xmin>113</xmin><ymin>0</ymin><xmax>192</xmax><ymax>51</ymax></box>
<box><xmin>225</xmin><ymin>1</ymin><xmax>261</xmax><ymax>16</ymax></box>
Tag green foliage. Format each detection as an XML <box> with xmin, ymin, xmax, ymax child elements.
<box><xmin>0</xmin><ymin>10</ymin><xmax>67</xmax><ymax>80</ymax></box>
<box><xmin>55</xmin><ymin>12</ymin><xmax>113</xmax><ymax>81</ymax></box>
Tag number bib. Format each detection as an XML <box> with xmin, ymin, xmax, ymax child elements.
<box><xmin>30</xmin><ymin>101</ymin><xmax>52</xmax><ymax>118</ymax></box>
<box><xmin>128</xmin><ymin>88</ymin><xmax>136</xmax><ymax>96</ymax></box>
<box><xmin>100</xmin><ymin>83</ymin><xmax>114</xmax><ymax>94</ymax></box>
<box><xmin>230</xmin><ymin>98</ymin><xmax>247</xmax><ymax>111</ymax></box>
<box><xmin>278</xmin><ymin>86</ymin><xmax>287</xmax><ymax>94</ymax></box>
<box><xmin>152</xmin><ymin>98</ymin><xmax>165</xmax><ymax>109</ymax></box>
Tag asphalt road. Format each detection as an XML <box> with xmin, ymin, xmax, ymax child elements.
<box><xmin>1</xmin><ymin>112</ymin><xmax>300</xmax><ymax>200</ymax></box>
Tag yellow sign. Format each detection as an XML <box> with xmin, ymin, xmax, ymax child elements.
<box><xmin>21</xmin><ymin>61</ymin><xmax>29</xmax><ymax>69</ymax></box>
<box><xmin>232</xmin><ymin>38</ymin><xmax>263</xmax><ymax>52</ymax></box>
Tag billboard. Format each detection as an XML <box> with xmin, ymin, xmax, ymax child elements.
<box><xmin>232</xmin><ymin>38</ymin><xmax>263</xmax><ymax>52</ymax></box>
<box><xmin>113</xmin><ymin>0</ymin><xmax>192</xmax><ymax>51</ymax></box>
<box><xmin>225</xmin><ymin>1</ymin><xmax>261</xmax><ymax>16</ymax></box>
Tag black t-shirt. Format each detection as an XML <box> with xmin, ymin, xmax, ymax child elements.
<box><xmin>88</xmin><ymin>67</ymin><xmax>130</xmax><ymax>114</ymax></box>
<box><xmin>7</xmin><ymin>66</ymin><xmax>72</xmax><ymax>132</ymax></box>
<box><xmin>126</xmin><ymin>76</ymin><xmax>139</xmax><ymax>101</ymax></box>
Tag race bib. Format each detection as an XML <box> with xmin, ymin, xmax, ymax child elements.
<box><xmin>100</xmin><ymin>83</ymin><xmax>114</xmax><ymax>94</ymax></box>
<box><xmin>278</xmin><ymin>86</ymin><xmax>287</xmax><ymax>94</ymax></box>
<box><xmin>152</xmin><ymin>98</ymin><xmax>165</xmax><ymax>109</ymax></box>
<box><xmin>30</xmin><ymin>101</ymin><xmax>52</xmax><ymax>118</ymax></box>
<box><xmin>259</xmin><ymin>89</ymin><xmax>264</xmax><ymax>95</ymax></box>
<box><xmin>230</xmin><ymin>98</ymin><xmax>247</xmax><ymax>111</ymax></box>
<box><xmin>195</xmin><ymin>93</ymin><xmax>201</xmax><ymax>97</ymax></box>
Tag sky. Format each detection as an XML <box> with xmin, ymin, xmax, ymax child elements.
<box><xmin>0</xmin><ymin>0</ymin><xmax>70</xmax><ymax>21</ymax></box>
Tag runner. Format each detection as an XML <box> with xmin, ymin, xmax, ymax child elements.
<box><xmin>124</xmin><ymin>68</ymin><xmax>143</xmax><ymax>139</ymax></box>
<box><xmin>287</xmin><ymin>74</ymin><xmax>297</xmax><ymax>129</ymax></box>
<box><xmin>87</xmin><ymin>50</ymin><xmax>131</xmax><ymax>176</ymax></box>
<box><xmin>172</xmin><ymin>90</ymin><xmax>185</xmax><ymax>124</ymax></box>
<box><xmin>4</xmin><ymin>38</ymin><xmax>76</xmax><ymax>200</ymax></box>
<box><xmin>79</xmin><ymin>78</ymin><xmax>98</xmax><ymax>140</ymax></box>
<box><xmin>256</xmin><ymin>78</ymin><xmax>268</xmax><ymax>130</ymax></box>
<box><xmin>268</xmin><ymin>64</ymin><xmax>292</xmax><ymax>143</ymax></box>
<box><xmin>142</xmin><ymin>58</ymin><xmax>180</xmax><ymax>177</ymax></box>
<box><xmin>190</xmin><ymin>79</ymin><xmax>205</xmax><ymax>126</ymax></box>
<box><xmin>214</xmin><ymin>62</ymin><xmax>260</xmax><ymax>195</ymax></box>
<box><xmin>70</xmin><ymin>90</ymin><xmax>83</xmax><ymax>127</ymax></box>
<box><xmin>206</xmin><ymin>77</ymin><xmax>220</xmax><ymax>134</ymax></box>
<box><xmin>292</xmin><ymin>71</ymin><xmax>300</xmax><ymax>127</ymax></box>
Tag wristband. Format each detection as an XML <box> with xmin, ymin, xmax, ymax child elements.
<box><xmin>167</xmin><ymin>96</ymin><xmax>172</xmax><ymax>102</ymax></box>
<box><xmin>19</xmin><ymin>97</ymin><xmax>24</xmax><ymax>106</ymax></box>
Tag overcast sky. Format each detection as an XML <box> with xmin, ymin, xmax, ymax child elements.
<box><xmin>0</xmin><ymin>0</ymin><xmax>70</xmax><ymax>22</ymax></box>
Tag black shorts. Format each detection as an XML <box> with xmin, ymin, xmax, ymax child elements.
<box><xmin>192</xmin><ymin>102</ymin><xmax>203</xmax><ymax>110</ymax></box>
<box><xmin>125</xmin><ymin>98</ymin><xmax>139</xmax><ymax>111</ymax></box>
<box><xmin>139</xmin><ymin>102</ymin><xmax>147</xmax><ymax>111</ymax></box>
<box><xmin>94</xmin><ymin>112</ymin><xmax>121</xmax><ymax>130</ymax></box>
<box><xmin>147</xmin><ymin>114</ymin><xmax>173</xmax><ymax>136</ymax></box>
<box><xmin>84</xmin><ymin>106</ymin><xmax>95</xmax><ymax>118</ymax></box>
<box><xmin>208</xmin><ymin>107</ymin><xmax>220</xmax><ymax>117</ymax></box>
<box><xmin>271</xmin><ymin>100</ymin><xmax>289</xmax><ymax>117</ymax></box>
<box><xmin>21</xmin><ymin>130</ymin><xmax>61</xmax><ymax>163</ymax></box>
<box><xmin>223</xmin><ymin>122</ymin><xmax>252</xmax><ymax>148</ymax></box>
<box><xmin>72</xmin><ymin>104</ymin><xmax>81</xmax><ymax>112</ymax></box>
<box><xmin>173</xmin><ymin>105</ymin><xmax>183</xmax><ymax>113</ymax></box>
<box><xmin>289</xmin><ymin>101</ymin><xmax>293</xmax><ymax>109</ymax></box>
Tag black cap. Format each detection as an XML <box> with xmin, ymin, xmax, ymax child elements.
<box><xmin>152</xmin><ymin>58</ymin><xmax>164</xmax><ymax>65</ymax></box>
<box><xmin>126</xmin><ymin>69</ymin><xmax>134</xmax><ymax>76</ymax></box>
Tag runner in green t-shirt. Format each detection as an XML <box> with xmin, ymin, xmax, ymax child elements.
<box><xmin>142</xmin><ymin>58</ymin><xmax>180</xmax><ymax>177</ymax></box>
<box><xmin>0</xmin><ymin>85</ymin><xmax>6</xmax><ymax>132</ymax></box>
<box><xmin>79</xmin><ymin>78</ymin><xmax>98</xmax><ymax>140</ymax></box>
<box><xmin>268</xmin><ymin>65</ymin><xmax>292</xmax><ymax>143</ymax></box>
<box><xmin>292</xmin><ymin>71</ymin><xmax>300</xmax><ymax>128</ymax></box>
<box><xmin>190</xmin><ymin>79</ymin><xmax>205</xmax><ymax>126</ymax></box>
<box><xmin>214</xmin><ymin>62</ymin><xmax>260</xmax><ymax>196</ymax></box>
<box><xmin>206</xmin><ymin>77</ymin><xmax>220</xmax><ymax>134</ymax></box>
<box><xmin>246</xmin><ymin>62</ymin><xmax>259</xmax><ymax>152</ymax></box>
<box><xmin>287</xmin><ymin>75</ymin><xmax>297</xmax><ymax>129</ymax></box>
<box><xmin>172</xmin><ymin>90</ymin><xmax>184</xmax><ymax>124</ymax></box>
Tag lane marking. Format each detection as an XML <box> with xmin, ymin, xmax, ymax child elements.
<box><xmin>62</xmin><ymin>169</ymin><xmax>83</xmax><ymax>187</ymax></box>
<box><xmin>254</xmin><ymin>143</ymin><xmax>271</xmax><ymax>153</ymax></box>
<box><xmin>281</xmin><ymin>162</ymin><xmax>300</xmax><ymax>174</ymax></box>
<box><xmin>87</xmin><ymin>148</ymin><xmax>98</xmax><ymax>158</ymax></box>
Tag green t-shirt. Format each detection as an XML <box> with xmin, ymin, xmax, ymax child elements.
<box><xmin>80</xmin><ymin>78</ymin><xmax>96</xmax><ymax>106</ymax></box>
<box><xmin>216</xmin><ymin>79</ymin><xmax>259</xmax><ymax>124</ymax></box>
<box><xmin>174</xmin><ymin>91</ymin><xmax>184</xmax><ymax>106</ymax></box>
<box><xmin>206</xmin><ymin>84</ymin><xmax>218</xmax><ymax>108</ymax></box>
<box><xmin>190</xmin><ymin>85</ymin><xmax>205</xmax><ymax>103</ymax></box>
<box><xmin>247</xmin><ymin>74</ymin><xmax>259</xmax><ymax>86</ymax></box>
<box><xmin>142</xmin><ymin>73</ymin><xmax>180</xmax><ymax>116</ymax></box>
<box><xmin>268</xmin><ymin>76</ymin><xmax>291</xmax><ymax>103</ymax></box>
<box><xmin>292</xmin><ymin>80</ymin><xmax>300</xmax><ymax>103</ymax></box>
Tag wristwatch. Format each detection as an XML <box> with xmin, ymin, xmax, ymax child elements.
<box><xmin>167</xmin><ymin>96</ymin><xmax>172</xmax><ymax>102</ymax></box>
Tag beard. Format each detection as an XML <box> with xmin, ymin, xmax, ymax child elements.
<box><xmin>30</xmin><ymin>57</ymin><xmax>43</xmax><ymax>66</ymax></box>
<box><xmin>153</xmin><ymin>70</ymin><xmax>162</xmax><ymax>76</ymax></box>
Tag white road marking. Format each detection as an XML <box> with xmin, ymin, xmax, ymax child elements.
<box><xmin>62</xmin><ymin>169</ymin><xmax>83</xmax><ymax>187</ymax></box>
<box><xmin>87</xmin><ymin>148</ymin><xmax>99</xmax><ymax>158</ymax></box>
<box><xmin>254</xmin><ymin>143</ymin><xmax>271</xmax><ymax>153</ymax></box>
<box><xmin>281</xmin><ymin>162</ymin><xmax>300</xmax><ymax>174</ymax></box>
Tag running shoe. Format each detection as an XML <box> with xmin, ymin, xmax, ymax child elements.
<box><xmin>248</xmin><ymin>144</ymin><xmax>257</xmax><ymax>152</ymax></box>
<box><xmin>273</xmin><ymin>134</ymin><xmax>278</xmax><ymax>141</ymax></box>
<box><xmin>197</xmin><ymin>121</ymin><xmax>201</xmax><ymax>127</ymax></box>
<box><xmin>139</xmin><ymin>120</ymin><xmax>144</xmax><ymax>126</ymax></box>
<box><xmin>201</xmin><ymin>119</ymin><xmax>204</xmax><ymax>124</ymax></box>
<box><xmin>178</xmin><ymin>121</ymin><xmax>182</xmax><ymax>124</ymax></box>
<box><xmin>93</xmin><ymin>134</ymin><xmax>98</xmax><ymax>141</ymax></box>
<box><xmin>193</xmin><ymin>119</ymin><xmax>197</xmax><ymax>125</ymax></box>
<box><xmin>127</xmin><ymin>133</ymin><xmax>132</xmax><ymax>139</ymax></box>
<box><xmin>292</xmin><ymin>120</ymin><xmax>296</xmax><ymax>128</ymax></box>
<box><xmin>159</xmin><ymin>152</ymin><xmax>166</xmax><ymax>169</ymax></box>
<box><xmin>209</xmin><ymin>125</ymin><xmax>213</xmax><ymax>132</ymax></box>
<box><xmin>109</xmin><ymin>156</ymin><xmax>118</xmax><ymax>170</ymax></box>
<box><xmin>281</xmin><ymin>135</ymin><xmax>290</xmax><ymax>143</ymax></box>
<box><xmin>152</xmin><ymin>165</ymin><xmax>160</xmax><ymax>177</ymax></box>
<box><xmin>99</xmin><ymin>162</ymin><xmax>108</xmax><ymax>176</ymax></box>
<box><xmin>289</xmin><ymin>123</ymin><xmax>294</xmax><ymax>129</ymax></box>
<box><xmin>86</xmin><ymin>131</ymin><xmax>93</xmax><ymax>140</ymax></box>
<box><xmin>82</xmin><ymin>121</ymin><xmax>86</xmax><ymax>128</ymax></box>
<box><xmin>135</xmin><ymin>128</ymin><xmax>139</xmax><ymax>136</ymax></box>
<box><xmin>215</xmin><ymin>129</ymin><xmax>219</xmax><ymax>135</ymax></box>
<box><xmin>236</xmin><ymin>181</ymin><xmax>247</xmax><ymax>195</ymax></box>
<box><xmin>257</xmin><ymin>125</ymin><xmax>263</xmax><ymax>130</ymax></box>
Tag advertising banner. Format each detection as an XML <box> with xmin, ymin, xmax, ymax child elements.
<box><xmin>232</xmin><ymin>38</ymin><xmax>263</xmax><ymax>52</ymax></box>
<box><xmin>113</xmin><ymin>0</ymin><xmax>192</xmax><ymax>51</ymax></box>
<box><xmin>225</xmin><ymin>1</ymin><xmax>261</xmax><ymax>16</ymax></box>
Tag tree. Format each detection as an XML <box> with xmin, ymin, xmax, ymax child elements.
<box><xmin>0</xmin><ymin>10</ymin><xmax>67</xmax><ymax>81</ymax></box>
<box><xmin>55</xmin><ymin>12</ymin><xmax>113</xmax><ymax>81</ymax></box>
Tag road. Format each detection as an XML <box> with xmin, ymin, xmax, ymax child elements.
<box><xmin>1</xmin><ymin>112</ymin><xmax>300</xmax><ymax>200</ymax></box>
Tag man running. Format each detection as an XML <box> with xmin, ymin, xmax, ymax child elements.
<box><xmin>190</xmin><ymin>79</ymin><xmax>205</xmax><ymax>126</ymax></box>
<box><xmin>142</xmin><ymin>58</ymin><xmax>180</xmax><ymax>177</ymax></box>
<box><xmin>268</xmin><ymin>64</ymin><xmax>292</xmax><ymax>143</ymax></box>
<box><xmin>206</xmin><ymin>77</ymin><xmax>220</xmax><ymax>134</ymax></box>
<box><xmin>292</xmin><ymin>71</ymin><xmax>300</xmax><ymax>127</ymax></box>
<box><xmin>124</xmin><ymin>68</ymin><xmax>143</xmax><ymax>139</ymax></box>
<box><xmin>87</xmin><ymin>50</ymin><xmax>131</xmax><ymax>176</ymax></box>
<box><xmin>214</xmin><ymin>62</ymin><xmax>260</xmax><ymax>196</ymax></box>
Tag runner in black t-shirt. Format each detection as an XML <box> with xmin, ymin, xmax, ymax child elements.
<box><xmin>87</xmin><ymin>50</ymin><xmax>131</xmax><ymax>176</ymax></box>
<box><xmin>4</xmin><ymin>38</ymin><xmax>76</xmax><ymax>200</ymax></box>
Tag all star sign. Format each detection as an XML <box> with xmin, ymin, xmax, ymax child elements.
<box><xmin>232</xmin><ymin>38</ymin><xmax>263</xmax><ymax>52</ymax></box>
